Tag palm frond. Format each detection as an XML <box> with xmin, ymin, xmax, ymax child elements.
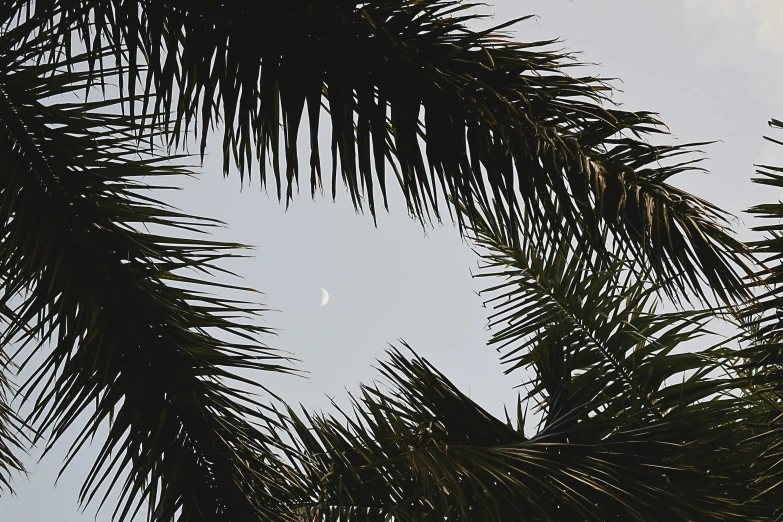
<box><xmin>734</xmin><ymin>119</ymin><xmax>783</xmax><ymax>376</ymax></box>
<box><xmin>0</xmin><ymin>318</ymin><xmax>26</xmax><ymax>495</ymax></box>
<box><xmin>16</xmin><ymin>0</ymin><xmax>752</xmax><ymax>304</ymax></box>
<box><xmin>468</xmin><ymin>199</ymin><xmax>720</xmax><ymax>431</ymax></box>
<box><xmin>281</xmin><ymin>345</ymin><xmax>774</xmax><ymax>521</ymax></box>
<box><xmin>726</xmin><ymin>119</ymin><xmax>783</xmax><ymax>516</ymax></box>
<box><xmin>277</xmin><ymin>198</ymin><xmax>772</xmax><ymax>520</ymax></box>
<box><xmin>739</xmin><ymin>119</ymin><xmax>783</xmax><ymax>350</ymax></box>
<box><xmin>0</xmin><ymin>17</ymin><xmax>298</xmax><ymax>522</ymax></box>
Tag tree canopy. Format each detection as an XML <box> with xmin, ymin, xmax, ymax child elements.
<box><xmin>1</xmin><ymin>1</ymin><xmax>782</xmax><ymax>521</ymax></box>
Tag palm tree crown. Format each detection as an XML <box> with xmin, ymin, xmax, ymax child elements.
<box><xmin>1</xmin><ymin>1</ymin><xmax>782</xmax><ymax>521</ymax></box>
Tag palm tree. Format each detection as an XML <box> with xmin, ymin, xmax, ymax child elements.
<box><xmin>0</xmin><ymin>13</ymin><xmax>298</xmax><ymax>521</ymax></box>
<box><xmin>0</xmin><ymin>1</ymin><xmax>776</xmax><ymax>521</ymax></box>
<box><xmin>280</xmin><ymin>196</ymin><xmax>782</xmax><ymax>520</ymax></box>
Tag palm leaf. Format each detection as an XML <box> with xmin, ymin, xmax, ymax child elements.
<box><xmin>0</xmin><ymin>315</ymin><xmax>26</xmax><ymax>495</ymax></box>
<box><xmin>16</xmin><ymin>0</ymin><xmax>752</xmax><ymax>304</ymax></box>
<box><xmin>727</xmin><ymin>118</ymin><xmax>783</xmax><ymax>516</ymax></box>
<box><xmin>281</xmin><ymin>344</ymin><xmax>776</xmax><ymax>521</ymax></box>
<box><xmin>0</xmin><ymin>15</ymin><xmax>298</xmax><ymax>522</ymax></box>
<box><xmin>739</xmin><ymin>119</ymin><xmax>783</xmax><ymax>345</ymax></box>
<box><xmin>468</xmin><ymin>198</ymin><xmax>718</xmax><ymax>428</ymax></box>
<box><xmin>277</xmin><ymin>199</ymin><xmax>773</xmax><ymax>520</ymax></box>
<box><xmin>734</xmin><ymin>118</ymin><xmax>783</xmax><ymax>379</ymax></box>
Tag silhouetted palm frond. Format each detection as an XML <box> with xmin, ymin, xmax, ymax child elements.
<box><xmin>739</xmin><ymin>119</ymin><xmax>783</xmax><ymax>345</ymax></box>
<box><xmin>2</xmin><ymin>2</ymin><xmax>778</xmax><ymax>520</ymax></box>
<box><xmin>0</xmin><ymin>15</ymin><xmax>298</xmax><ymax>522</ymax></box>
<box><xmin>15</xmin><ymin>0</ymin><xmax>752</xmax><ymax>304</ymax></box>
<box><xmin>277</xmin><ymin>200</ymin><xmax>773</xmax><ymax>521</ymax></box>
<box><xmin>282</xmin><ymin>345</ymin><xmax>775</xmax><ymax>521</ymax></box>
<box><xmin>0</xmin><ymin>325</ymin><xmax>25</xmax><ymax>495</ymax></box>
<box><xmin>728</xmin><ymin>118</ymin><xmax>783</xmax><ymax>518</ymax></box>
<box><xmin>469</xmin><ymin>199</ymin><xmax>718</xmax><ymax>429</ymax></box>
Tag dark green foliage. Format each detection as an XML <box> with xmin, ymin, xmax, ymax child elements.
<box><xmin>15</xmin><ymin>0</ymin><xmax>752</xmax><ymax>304</ymax></box>
<box><xmin>0</xmin><ymin>341</ymin><xmax>25</xmax><ymax>494</ymax></box>
<box><xmin>1</xmin><ymin>1</ymin><xmax>782</xmax><ymax>521</ymax></box>
<box><xmin>282</xmin><ymin>349</ymin><xmax>778</xmax><ymax>521</ymax></box>
<box><xmin>730</xmin><ymin>119</ymin><xmax>783</xmax><ymax>520</ymax></box>
<box><xmin>278</xmin><ymin>201</ymin><xmax>779</xmax><ymax>521</ymax></box>
<box><xmin>0</xmin><ymin>14</ymin><xmax>298</xmax><ymax>522</ymax></box>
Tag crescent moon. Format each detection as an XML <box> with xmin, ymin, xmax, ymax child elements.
<box><xmin>320</xmin><ymin>288</ymin><xmax>330</xmax><ymax>307</ymax></box>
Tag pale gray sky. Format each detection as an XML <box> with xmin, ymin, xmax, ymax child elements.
<box><xmin>2</xmin><ymin>1</ymin><xmax>783</xmax><ymax>520</ymax></box>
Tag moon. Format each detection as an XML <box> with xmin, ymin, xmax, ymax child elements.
<box><xmin>320</xmin><ymin>288</ymin><xmax>330</xmax><ymax>307</ymax></box>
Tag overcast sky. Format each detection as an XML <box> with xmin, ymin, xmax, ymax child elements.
<box><xmin>3</xmin><ymin>1</ymin><xmax>783</xmax><ymax>520</ymax></box>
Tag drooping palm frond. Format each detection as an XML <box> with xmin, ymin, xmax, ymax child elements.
<box><xmin>739</xmin><ymin>119</ymin><xmax>783</xmax><ymax>344</ymax></box>
<box><xmin>15</xmin><ymin>0</ymin><xmax>751</xmax><ymax>304</ymax></box>
<box><xmin>0</xmin><ymin>15</ymin><xmax>299</xmax><ymax>522</ymax></box>
<box><xmin>281</xmin><ymin>344</ymin><xmax>776</xmax><ymax>521</ymax></box>
<box><xmin>729</xmin><ymin>118</ymin><xmax>783</xmax><ymax>516</ymax></box>
<box><xmin>276</xmin><ymin>199</ymin><xmax>774</xmax><ymax>521</ymax></box>
<box><xmin>468</xmin><ymin>197</ymin><xmax>783</xmax><ymax>519</ymax></box>
<box><xmin>0</xmin><ymin>318</ymin><xmax>25</xmax><ymax>495</ymax></box>
<box><xmin>469</xmin><ymin>199</ymin><xmax>721</xmax><ymax>431</ymax></box>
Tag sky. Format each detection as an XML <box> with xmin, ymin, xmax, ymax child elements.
<box><xmin>2</xmin><ymin>1</ymin><xmax>783</xmax><ymax>520</ymax></box>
